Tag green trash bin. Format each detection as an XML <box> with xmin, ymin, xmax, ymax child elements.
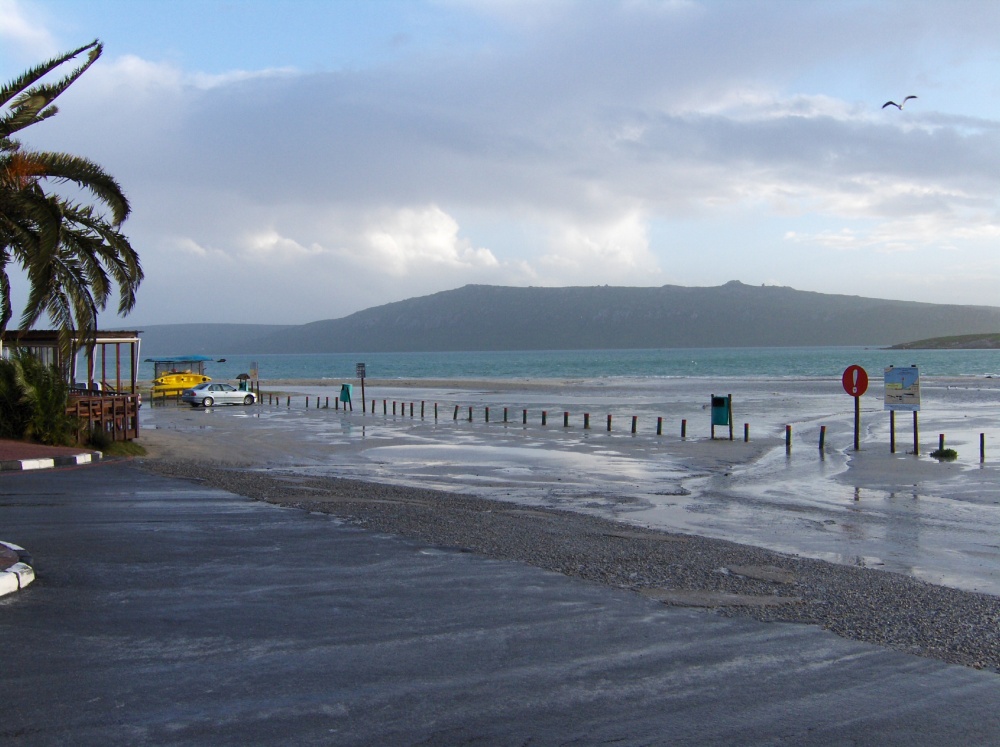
<box><xmin>711</xmin><ymin>395</ymin><xmax>730</xmax><ymax>426</ymax></box>
<box><xmin>339</xmin><ymin>384</ymin><xmax>353</xmax><ymax>403</ymax></box>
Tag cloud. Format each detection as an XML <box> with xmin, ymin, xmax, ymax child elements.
<box><xmin>9</xmin><ymin>0</ymin><xmax>1000</xmax><ymax>324</ymax></box>
<box><xmin>0</xmin><ymin>0</ymin><xmax>58</xmax><ymax>60</ymax></box>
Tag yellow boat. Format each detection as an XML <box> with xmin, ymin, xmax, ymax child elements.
<box><xmin>147</xmin><ymin>356</ymin><xmax>220</xmax><ymax>397</ymax></box>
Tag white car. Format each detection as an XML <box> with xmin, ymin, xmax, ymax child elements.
<box><xmin>181</xmin><ymin>382</ymin><xmax>256</xmax><ymax>407</ymax></box>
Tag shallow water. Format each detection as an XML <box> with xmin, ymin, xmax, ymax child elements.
<box><xmin>143</xmin><ymin>375</ymin><xmax>1000</xmax><ymax>595</ymax></box>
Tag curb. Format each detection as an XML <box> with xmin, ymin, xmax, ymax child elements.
<box><xmin>0</xmin><ymin>541</ymin><xmax>35</xmax><ymax>598</ymax></box>
<box><xmin>0</xmin><ymin>451</ymin><xmax>101</xmax><ymax>473</ymax></box>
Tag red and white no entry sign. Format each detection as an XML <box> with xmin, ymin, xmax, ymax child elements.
<box><xmin>842</xmin><ymin>365</ymin><xmax>869</xmax><ymax>397</ymax></box>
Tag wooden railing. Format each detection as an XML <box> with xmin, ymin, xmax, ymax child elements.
<box><xmin>67</xmin><ymin>393</ymin><xmax>140</xmax><ymax>443</ymax></box>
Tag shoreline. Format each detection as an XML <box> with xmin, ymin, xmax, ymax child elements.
<box><xmin>138</xmin><ymin>455</ymin><xmax>1000</xmax><ymax>672</ymax></box>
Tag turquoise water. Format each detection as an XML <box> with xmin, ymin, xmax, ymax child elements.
<box><xmin>135</xmin><ymin>347</ymin><xmax>1000</xmax><ymax>382</ymax></box>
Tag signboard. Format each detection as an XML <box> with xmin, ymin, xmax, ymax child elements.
<box><xmin>884</xmin><ymin>366</ymin><xmax>920</xmax><ymax>411</ymax></box>
<box><xmin>842</xmin><ymin>365</ymin><xmax>868</xmax><ymax>397</ymax></box>
<box><xmin>356</xmin><ymin>362</ymin><xmax>366</xmax><ymax>379</ymax></box>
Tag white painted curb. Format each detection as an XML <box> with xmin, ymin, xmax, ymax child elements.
<box><xmin>0</xmin><ymin>541</ymin><xmax>35</xmax><ymax>598</ymax></box>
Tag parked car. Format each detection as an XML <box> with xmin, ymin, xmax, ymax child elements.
<box><xmin>181</xmin><ymin>382</ymin><xmax>256</xmax><ymax>407</ymax></box>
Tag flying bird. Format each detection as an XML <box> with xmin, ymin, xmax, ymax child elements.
<box><xmin>882</xmin><ymin>95</ymin><xmax>917</xmax><ymax>110</ymax></box>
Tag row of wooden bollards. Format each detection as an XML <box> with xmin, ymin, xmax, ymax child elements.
<box><xmin>263</xmin><ymin>394</ymin><xmax>986</xmax><ymax>460</ymax></box>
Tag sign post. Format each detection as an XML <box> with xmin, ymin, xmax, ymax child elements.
<box><xmin>884</xmin><ymin>365</ymin><xmax>920</xmax><ymax>454</ymax></box>
<box><xmin>356</xmin><ymin>362</ymin><xmax>367</xmax><ymax>413</ymax></box>
<box><xmin>842</xmin><ymin>365</ymin><xmax>869</xmax><ymax>451</ymax></box>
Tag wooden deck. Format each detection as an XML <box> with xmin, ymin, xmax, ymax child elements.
<box><xmin>68</xmin><ymin>393</ymin><xmax>140</xmax><ymax>443</ymax></box>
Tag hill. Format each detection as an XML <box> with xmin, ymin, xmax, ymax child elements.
<box><xmin>197</xmin><ymin>281</ymin><xmax>1000</xmax><ymax>353</ymax></box>
<box><xmin>128</xmin><ymin>323</ymin><xmax>292</xmax><ymax>356</ymax></box>
<box><xmin>889</xmin><ymin>333</ymin><xmax>1000</xmax><ymax>350</ymax></box>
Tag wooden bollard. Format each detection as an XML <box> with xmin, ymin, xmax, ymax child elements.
<box><xmin>607</xmin><ymin>414</ymin><xmax>612</xmax><ymax>432</ymax></box>
<box><xmin>981</xmin><ymin>433</ymin><xmax>986</xmax><ymax>462</ymax></box>
<box><xmin>785</xmin><ymin>425</ymin><xmax>792</xmax><ymax>452</ymax></box>
<box><xmin>744</xmin><ymin>423</ymin><xmax>749</xmax><ymax>442</ymax></box>
<box><xmin>564</xmin><ymin>411</ymin><xmax>569</xmax><ymax>427</ymax></box>
<box><xmin>392</xmin><ymin>401</ymin><xmax>397</xmax><ymax>415</ymax></box>
<box><xmin>286</xmin><ymin>396</ymin><xmax>290</xmax><ymax>407</ymax></box>
<box><xmin>939</xmin><ymin>434</ymin><xmax>945</xmax><ymax>452</ymax></box>
<box><xmin>468</xmin><ymin>406</ymin><xmax>473</xmax><ymax>422</ymax></box>
<box><xmin>486</xmin><ymin>407</ymin><xmax>490</xmax><ymax>423</ymax></box>
<box><xmin>523</xmin><ymin>409</ymin><xmax>527</xmax><ymax>425</ymax></box>
<box><xmin>421</xmin><ymin>401</ymin><xmax>425</xmax><ymax>418</ymax></box>
<box><xmin>681</xmin><ymin>419</ymin><xmax>686</xmax><ymax>438</ymax></box>
<box><xmin>819</xmin><ymin>425</ymin><xmax>826</xmax><ymax>450</ymax></box>
<box><xmin>542</xmin><ymin>411</ymin><xmax>547</xmax><ymax>426</ymax></box>
<box><xmin>306</xmin><ymin>396</ymin><xmax>309</xmax><ymax>408</ymax></box>
<box><xmin>631</xmin><ymin>415</ymin><xmax>637</xmax><ymax>434</ymax></box>
<box><xmin>383</xmin><ymin>399</ymin><xmax>387</xmax><ymax>415</ymax></box>
<box><xmin>325</xmin><ymin>396</ymin><xmax>329</xmax><ymax>409</ymax></box>
<box><xmin>656</xmin><ymin>417</ymin><xmax>662</xmax><ymax>436</ymax></box>
<box><xmin>434</xmin><ymin>402</ymin><xmax>438</xmax><ymax>420</ymax></box>
<box><xmin>584</xmin><ymin>413</ymin><xmax>590</xmax><ymax>429</ymax></box>
<box><xmin>454</xmin><ymin>405</ymin><xmax>459</xmax><ymax>420</ymax></box>
<box><xmin>410</xmin><ymin>402</ymin><xmax>414</xmax><ymax>417</ymax></box>
<box><xmin>503</xmin><ymin>407</ymin><xmax>508</xmax><ymax>423</ymax></box>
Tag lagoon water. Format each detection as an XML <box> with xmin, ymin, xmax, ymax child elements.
<box><xmin>140</xmin><ymin>346</ymin><xmax>1000</xmax><ymax>382</ymax></box>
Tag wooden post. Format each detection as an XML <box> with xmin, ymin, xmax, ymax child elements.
<box><xmin>503</xmin><ymin>407</ymin><xmax>508</xmax><ymax>423</ymax></box>
<box><xmin>434</xmin><ymin>402</ymin><xmax>438</xmax><ymax>420</ymax></box>
<box><xmin>541</xmin><ymin>411</ymin><xmax>547</xmax><ymax>426</ymax></box>
<box><xmin>711</xmin><ymin>393</ymin><xmax>715</xmax><ymax>440</ymax></box>
<box><xmin>890</xmin><ymin>411</ymin><xmax>896</xmax><ymax>453</ymax></box>
<box><xmin>454</xmin><ymin>405</ymin><xmax>459</xmax><ymax>420</ymax></box>
<box><xmin>523</xmin><ymin>409</ymin><xmax>527</xmax><ymax>424</ymax></box>
<box><xmin>393</xmin><ymin>401</ymin><xmax>397</xmax><ymax>416</ymax></box>
<box><xmin>584</xmin><ymin>413</ymin><xmax>590</xmax><ymax>429</ymax></box>
<box><xmin>286</xmin><ymin>396</ymin><xmax>290</xmax><ymax>407</ymax></box>
<box><xmin>681</xmin><ymin>419</ymin><xmax>687</xmax><ymax>438</ymax></box>
<box><xmin>360</xmin><ymin>377</ymin><xmax>366</xmax><ymax>414</ymax></box>
<box><xmin>819</xmin><ymin>425</ymin><xmax>826</xmax><ymax>450</ymax></box>
<box><xmin>631</xmin><ymin>415</ymin><xmax>637</xmax><ymax>434</ymax></box>
<box><xmin>421</xmin><ymin>401</ymin><xmax>425</xmax><ymax>418</ymax></box>
<box><xmin>607</xmin><ymin>414</ymin><xmax>612</xmax><ymax>432</ymax></box>
<box><xmin>469</xmin><ymin>406</ymin><xmax>473</xmax><ymax>422</ymax></box>
<box><xmin>785</xmin><ymin>425</ymin><xmax>792</xmax><ymax>453</ymax></box>
<box><xmin>981</xmin><ymin>433</ymin><xmax>985</xmax><ymax>462</ymax></box>
<box><xmin>656</xmin><ymin>417</ymin><xmax>662</xmax><ymax>436</ymax></box>
<box><xmin>409</xmin><ymin>402</ymin><xmax>414</xmax><ymax>417</ymax></box>
<box><xmin>485</xmin><ymin>406</ymin><xmax>490</xmax><ymax>423</ymax></box>
<box><xmin>728</xmin><ymin>394</ymin><xmax>733</xmax><ymax>441</ymax></box>
<box><xmin>564</xmin><ymin>411</ymin><xmax>569</xmax><ymax>427</ymax></box>
<box><xmin>913</xmin><ymin>411</ymin><xmax>919</xmax><ymax>455</ymax></box>
<box><xmin>383</xmin><ymin>399</ymin><xmax>387</xmax><ymax>415</ymax></box>
<box><xmin>939</xmin><ymin>433</ymin><xmax>945</xmax><ymax>452</ymax></box>
<box><xmin>744</xmin><ymin>423</ymin><xmax>749</xmax><ymax>442</ymax></box>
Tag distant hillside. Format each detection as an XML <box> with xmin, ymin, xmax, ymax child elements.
<box><xmin>210</xmin><ymin>282</ymin><xmax>1000</xmax><ymax>353</ymax></box>
<box><xmin>890</xmin><ymin>333</ymin><xmax>1000</xmax><ymax>350</ymax></box>
<box><xmin>126</xmin><ymin>323</ymin><xmax>292</xmax><ymax>356</ymax></box>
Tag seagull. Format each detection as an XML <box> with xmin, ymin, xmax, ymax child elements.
<box><xmin>882</xmin><ymin>95</ymin><xmax>917</xmax><ymax>110</ymax></box>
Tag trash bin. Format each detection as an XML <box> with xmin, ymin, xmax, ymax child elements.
<box><xmin>339</xmin><ymin>384</ymin><xmax>353</xmax><ymax>403</ymax></box>
<box><xmin>711</xmin><ymin>396</ymin><xmax>730</xmax><ymax>426</ymax></box>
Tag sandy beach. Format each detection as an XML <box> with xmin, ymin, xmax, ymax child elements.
<box><xmin>136</xmin><ymin>375</ymin><xmax>1000</xmax><ymax>671</ymax></box>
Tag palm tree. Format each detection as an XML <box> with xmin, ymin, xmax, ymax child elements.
<box><xmin>0</xmin><ymin>40</ymin><xmax>142</xmax><ymax>345</ymax></box>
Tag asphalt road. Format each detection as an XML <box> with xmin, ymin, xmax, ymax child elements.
<box><xmin>3</xmin><ymin>461</ymin><xmax>1000</xmax><ymax>745</ymax></box>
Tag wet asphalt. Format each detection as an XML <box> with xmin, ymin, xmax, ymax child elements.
<box><xmin>3</xmin><ymin>461</ymin><xmax>1000</xmax><ymax>745</ymax></box>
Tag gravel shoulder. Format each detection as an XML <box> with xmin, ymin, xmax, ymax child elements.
<box><xmin>139</xmin><ymin>456</ymin><xmax>1000</xmax><ymax>673</ymax></box>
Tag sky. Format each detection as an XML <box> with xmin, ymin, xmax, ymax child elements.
<box><xmin>2</xmin><ymin>0</ymin><xmax>1000</xmax><ymax>326</ymax></box>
